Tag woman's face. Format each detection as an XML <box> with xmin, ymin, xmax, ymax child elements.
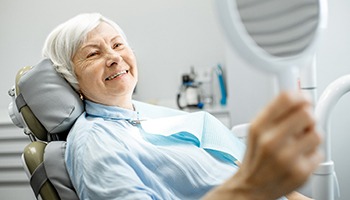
<box><xmin>73</xmin><ymin>22</ymin><xmax>138</xmax><ymax>107</ymax></box>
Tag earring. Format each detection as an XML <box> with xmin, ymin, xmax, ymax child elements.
<box><xmin>79</xmin><ymin>92</ymin><xmax>84</xmax><ymax>100</ymax></box>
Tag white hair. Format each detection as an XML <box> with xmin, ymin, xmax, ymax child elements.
<box><xmin>42</xmin><ymin>13</ymin><xmax>128</xmax><ymax>91</ymax></box>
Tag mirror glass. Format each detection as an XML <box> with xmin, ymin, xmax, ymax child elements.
<box><xmin>235</xmin><ymin>0</ymin><xmax>319</xmax><ymax>58</ymax></box>
<box><xmin>216</xmin><ymin>0</ymin><xmax>325</xmax><ymax>90</ymax></box>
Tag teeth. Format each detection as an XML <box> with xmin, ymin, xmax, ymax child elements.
<box><xmin>106</xmin><ymin>70</ymin><xmax>128</xmax><ymax>80</ymax></box>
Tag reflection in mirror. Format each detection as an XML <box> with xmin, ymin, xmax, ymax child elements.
<box><xmin>216</xmin><ymin>0</ymin><xmax>326</xmax><ymax>91</ymax></box>
<box><xmin>236</xmin><ymin>0</ymin><xmax>319</xmax><ymax>58</ymax></box>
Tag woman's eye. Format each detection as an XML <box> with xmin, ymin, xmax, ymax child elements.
<box><xmin>87</xmin><ymin>52</ymin><xmax>98</xmax><ymax>58</ymax></box>
<box><xmin>113</xmin><ymin>43</ymin><xmax>123</xmax><ymax>49</ymax></box>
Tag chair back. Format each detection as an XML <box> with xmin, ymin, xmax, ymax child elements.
<box><xmin>8</xmin><ymin>59</ymin><xmax>83</xmax><ymax>200</ymax></box>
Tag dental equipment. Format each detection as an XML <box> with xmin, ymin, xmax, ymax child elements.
<box><xmin>215</xmin><ymin>0</ymin><xmax>331</xmax><ymax>199</ymax></box>
<box><xmin>312</xmin><ymin>75</ymin><xmax>350</xmax><ymax>200</ymax></box>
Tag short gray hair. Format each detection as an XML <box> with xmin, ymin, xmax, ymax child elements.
<box><xmin>42</xmin><ymin>13</ymin><xmax>128</xmax><ymax>91</ymax></box>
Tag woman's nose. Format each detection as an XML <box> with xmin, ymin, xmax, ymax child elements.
<box><xmin>106</xmin><ymin>49</ymin><xmax>122</xmax><ymax>67</ymax></box>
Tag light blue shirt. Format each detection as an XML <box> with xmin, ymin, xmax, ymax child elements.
<box><xmin>65</xmin><ymin>100</ymin><xmax>284</xmax><ymax>199</ymax></box>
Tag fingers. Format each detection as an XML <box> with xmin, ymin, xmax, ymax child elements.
<box><xmin>275</xmin><ymin>128</ymin><xmax>323</xmax><ymax>188</ymax></box>
<box><xmin>291</xmin><ymin>127</ymin><xmax>323</xmax><ymax>174</ymax></box>
<box><xmin>274</xmin><ymin>104</ymin><xmax>315</xmax><ymax>142</ymax></box>
<box><xmin>296</xmin><ymin>127</ymin><xmax>322</xmax><ymax>155</ymax></box>
<box><xmin>283</xmin><ymin>147</ymin><xmax>323</xmax><ymax>190</ymax></box>
<box><xmin>253</xmin><ymin>91</ymin><xmax>312</xmax><ymax>128</ymax></box>
<box><xmin>248</xmin><ymin>94</ymin><xmax>315</xmax><ymax>158</ymax></box>
<box><xmin>275</xmin><ymin>128</ymin><xmax>321</xmax><ymax>168</ymax></box>
<box><xmin>234</xmin><ymin>91</ymin><xmax>322</xmax><ymax>200</ymax></box>
<box><xmin>248</xmin><ymin>91</ymin><xmax>315</xmax><ymax>153</ymax></box>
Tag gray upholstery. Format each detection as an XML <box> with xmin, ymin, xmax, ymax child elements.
<box><xmin>12</xmin><ymin>59</ymin><xmax>83</xmax><ymax>200</ymax></box>
<box><xmin>16</xmin><ymin>59</ymin><xmax>84</xmax><ymax>137</ymax></box>
<box><xmin>44</xmin><ymin>142</ymin><xmax>79</xmax><ymax>200</ymax></box>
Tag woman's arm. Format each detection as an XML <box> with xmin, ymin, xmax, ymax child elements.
<box><xmin>203</xmin><ymin>91</ymin><xmax>322</xmax><ymax>200</ymax></box>
<box><xmin>286</xmin><ymin>191</ymin><xmax>313</xmax><ymax>200</ymax></box>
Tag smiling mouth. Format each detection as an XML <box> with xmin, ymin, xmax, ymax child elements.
<box><xmin>105</xmin><ymin>70</ymin><xmax>129</xmax><ymax>81</ymax></box>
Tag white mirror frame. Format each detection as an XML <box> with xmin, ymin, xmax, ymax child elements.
<box><xmin>215</xmin><ymin>0</ymin><xmax>328</xmax><ymax>90</ymax></box>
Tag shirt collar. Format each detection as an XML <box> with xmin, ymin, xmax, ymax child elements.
<box><xmin>84</xmin><ymin>100</ymin><xmax>138</xmax><ymax>120</ymax></box>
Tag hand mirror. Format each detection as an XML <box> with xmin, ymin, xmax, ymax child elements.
<box><xmin>216</xmin><ymin>0</ymin><xmax>327</xmax><ymax>91</ymax></box>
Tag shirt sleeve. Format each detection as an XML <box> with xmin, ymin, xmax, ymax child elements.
<box><xmin>67</xmin><ymin>123</ymin><xmax>160</xmax><ymax>200</ymax></box>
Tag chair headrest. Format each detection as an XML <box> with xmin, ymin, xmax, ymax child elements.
<box><xmin>8</xmin><ymin>59</ymin><xmax>84</xmax><ymax>141</ymax></box>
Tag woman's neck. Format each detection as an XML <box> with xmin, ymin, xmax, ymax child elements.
<box><xmin>87</xmin><ymin>96</ymin><xmax>134</xmax><ymax>110</ymax></box>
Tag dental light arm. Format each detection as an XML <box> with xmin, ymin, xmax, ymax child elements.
<box><xmin>316</xmin><ymin>75</ymin><xmax>350</xmax><ymax>162</ymax></box>
<box><xmin>312</xmin><ymin>75</ymin><xmax>350</xmax><ymax>200</ymax></box>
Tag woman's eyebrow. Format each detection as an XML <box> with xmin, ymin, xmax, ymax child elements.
<box><xmin>80</xmin><ymin>34</ymin><xmax>125</xmax><ymax>53</ymax></box>
<box><xmin>80</xmin><ymin>43</ymin><xmax>100</xmax><ymax>51</ymax></box>
<box><xmin>110</xmin><ymin>35</ymin><xmax>123</xmax><ymax>42</ymax></box>
<box><xmin>81</xmin><ymin>35</ymin><xmax>122</xmax><ymax>49</ymax></box>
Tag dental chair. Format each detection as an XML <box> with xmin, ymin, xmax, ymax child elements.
<box><xmin>8</xmin><ymin>59</ymin><xmax>83</xmax><ymax>200</ymax></box>
<box><xmin>8</xmin><ymin>59</ymin><xmax>247</xmax><ymax>200</ymax></box>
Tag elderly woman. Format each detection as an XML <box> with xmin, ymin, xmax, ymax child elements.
<box><xmin>42</xmin><ymin>13</ymin><xmax>321</xmax><ymax>200</ymax></box>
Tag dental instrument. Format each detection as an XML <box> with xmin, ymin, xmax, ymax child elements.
<box><xmin>216</xmin><ymin>64</ymin><xmax>227</xmax><ymax>106</ymax></box>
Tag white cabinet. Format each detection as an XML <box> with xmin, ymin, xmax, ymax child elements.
<box><xmin>182</xmin><ymin>104</ymin><xmax>232</xmax><ymax>128</ymax></box>
<box><xmin>202</xmin><ymin>105</ymin><xmax>231</xmax><ymax>128</ymax></box>
<box><xmin>147</xmin><ymin>99</ymin><xmax>232</xmax><ymax>128</ymax></box>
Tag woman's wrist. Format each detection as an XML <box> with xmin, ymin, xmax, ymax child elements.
<box><xmin>202</xmin><ymin>170</ymin><xmax>268</xmax><ymax>200</ymax></box>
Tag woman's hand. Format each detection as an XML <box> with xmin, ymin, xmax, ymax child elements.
<box><xmin>203</xmin><ymin>91</ymin><xmax>322</xmax><ymax>200</ymax></box>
